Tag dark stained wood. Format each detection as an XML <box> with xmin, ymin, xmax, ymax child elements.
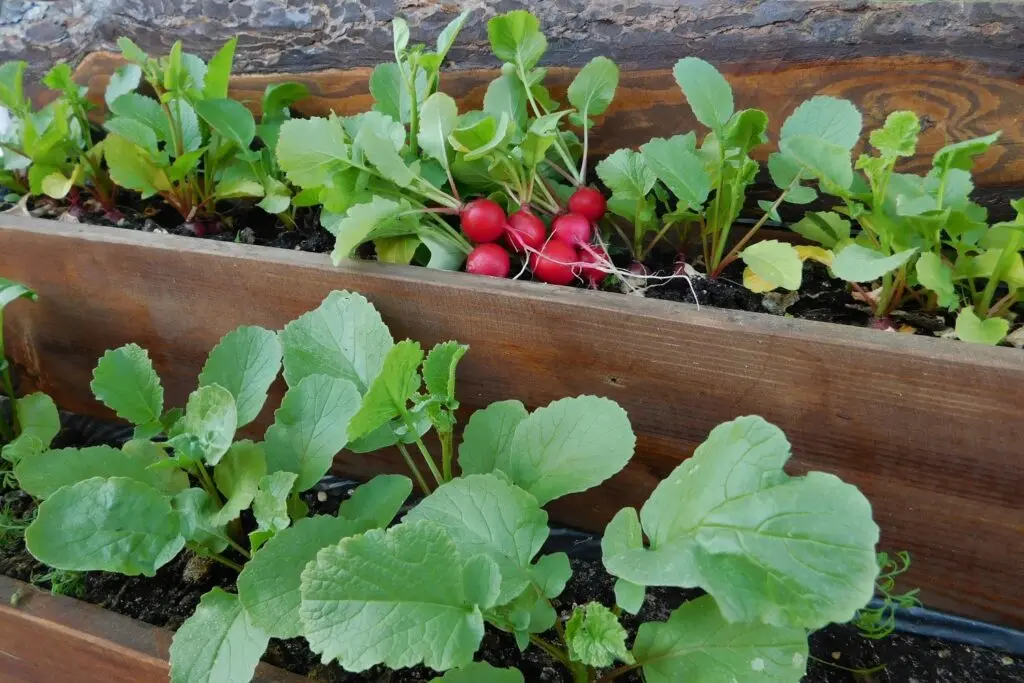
<box><xmin>0</xmin><ymin>576</ymin><xmax>303</xmax><ymax>683</ymax></box>
<box><xmin>65</xmin><ymin>52</ymin><xmax>1024</xmax><ymax>192</ymax></box>
<box><xmin>1</xmin><ymin>217</ymin><xmax>1022</xmax><ymax>629</ymax></box>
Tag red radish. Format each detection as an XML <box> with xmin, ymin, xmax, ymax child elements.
<box><xmin>568</xmin><ymin>186</ymin><xmax>607</xmax><ymax>222</ymax></box>
<box><xmin>460</xmin><ymin>198</ymin><xmax>507</xmax><ymax>243</ymax></box>
<box><xmin>505</xmin><ymin>210</ymin><xmax>547</xmax><ymax>252</ymax></box>
<box><xmin>466</xmin><ymin>243</ymin><xmax>511</xmax><ymax>278</ymax></box>
<box><xmin>530</xmin><ymin>240</ymin><xmax>579</xmax><ymax>285</ymax></box>
<box><xmin>551</xmin><ymin>212</ymin><xmax>592</xmax><ymax>247</ymax></box>
<box><xmin>578</xmin><ymin>246</ymin><xmax>609</xmax><ymax>288</ymax></box>
<box><xmin>629</xmin><ymin>261</ymin><xmax>650</xmax><ymax>277</ymax></box>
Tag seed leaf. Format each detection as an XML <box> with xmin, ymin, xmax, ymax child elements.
<box><xmin>604</xmin><ymin>416</ymin><xmax>879</xmax><ymax>629</ymax></box>
<box><xmin>955</xmin><ymin>308</ymin><xmax>1009</xmax><ymax>346</ymax></box>
<box><xmin>300</xmin><ymin>520</ymin><xmax>489</xmax><ymax>671</ymax></box>
<box><xmin>169</xmin><ymin>588</ymin><xmax>269</xmax><ymax>683</ymax></box>
<box><xmin>26</xmin><ymin>477</ymin><xmax>184</xmax><ymax>576</ymax></box>
<box><xmin>633</xmin><ymin>595</ymin><xmax>808</xmax><ymax>683</ymax></box>
<box><xmin>91</xmin><ymin>344</ymin><xmax>164</xmax><ymax>426</ymax></box>
<box><xmin>740</xmin><ymin>240</ymin><xmax>803</xmax><ymax>291</ymax></box>
<box><xmin>264</xmin><ymin>375</ymin><xmax>362</xmax><ymax>492</ymax></box>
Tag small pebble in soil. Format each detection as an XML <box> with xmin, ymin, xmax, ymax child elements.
<box><xmin>237</xmin><ymin>227</ymin><xmax>256</xmax><ymax>244</ymax></box>
<box><xmin>182</xmin><ymin>555</ymin><xmax>215</xmax><ymax>584</ymax></box>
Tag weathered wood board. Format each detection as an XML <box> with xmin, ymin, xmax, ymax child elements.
<box><xmin>2</xmin><ymin>217</ymin><xmax>1022</xmax><ymax>628</ymax></box>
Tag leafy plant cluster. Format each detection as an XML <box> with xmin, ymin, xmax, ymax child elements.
<box><xmin>3</xmin><ymin>287</ymin><xmax>884</xmax><ymax>683</ymax></box>
<box><xmin>1</xmin><ymin>9</ymin><xmax>1018</xmax><ymax>343</ymax></box>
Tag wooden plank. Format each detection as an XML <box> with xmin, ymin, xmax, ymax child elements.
<box><xmin>0</xmin><ymin>576</ymin><xmax>302</xmax><ymax>683</ymax></box>
<box><xmin>1</xmin><ymin>217</ymin><xmax>1022</xmax><ymax>628</ymax></box>
<box><xmin>66</xmin><ymin>52</ymin><xmax>1024</xmax><ymax>192</ymax></box>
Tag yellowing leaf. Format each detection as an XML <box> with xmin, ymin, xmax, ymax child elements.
<box><xmin>795</xmin><ymin>245</ymin><xmax>834</xmax><ymax>266</ymax></box>
<box><xmin>742</xmin><ymin>267</ymin><xmax>776</xmax><ymax>293</ymax></box>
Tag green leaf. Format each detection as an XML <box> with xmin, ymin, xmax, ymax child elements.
<box><xmin>103</xmin><ymin>134</ymin><xmax>171</xmax><ymax>197</ymax></box>
<box><xmin>13</xmin><ymin>392</ymin><xmax>59</xmax><ymax>446</ymax></box>
<box><xmin>779</xmin><ymin>136</ymin><xmax>853</xmax><ymax>190</ymax></box>
<box><xmin>505</xmin><ymin>396</ymin><xmax>635</xmax><ymax>505</ymax></box>
<box><xmin>0</xmin><ymin>277</ymin><xmax>37</xmax><ymax>311</ymax></box>
<box><xmin>258</xmin><ymin>177</ymin><xmax>291</xmax><ymax>214</ymax></box>
<box><xmin>108</xmin><ymin>93</ymin><xmax>172</xmax><ymax>142</ymax></box>
<box><xmin>780</xmin><ymin>96</ymin><xmax>862</xmax><ymax>149</ymax></box>
<box><xmin>673</xmin><ymin>57</ymin><xmax>734</xmax><ymax>131</ymax></box>
<box><xmin>831</xmin><ymin>244</ymin><xmax>917</xmax><ymax>283</ymax></box>
<box><xmin>264</xmin><ymin>374</ymin><xmax>362</xmax><ymax>492</ymax></box>
<box><xmin>488</xmin><ymin>10</ymin><xmax>547</xmax><ymax>71</ymax></box>
<box><xmin>214</xmin><ymin>161</ymin><xmax>263</xmax><ymax>199</ymax></box>
<box><xmin>565</xmin><ymin>602</ymin><xmax>634</xmax><ymax>668</ymax></box>
<box><xmin>90</xmin><ymin>343</ymin><xmax>164</xmax><ymax>425</ymax></box>
<box><xmin>615</xmin><ymin>579</ymin><xmax>645</xmax><ymax>615</ymax></box>
<box><xmin>484</xmin><ymin>75</ymin><xmax>528</xmax><ymax>132</ymax></box>
<box><xmin>430</xmin><ymin>663</ymin><xmax>524</xmax><ymax>683</ymax></box>
<box><xmin>212</xmin><ymin>440</ymin><xmax>267</xmax><ymax>525</ymax></box>
<box><xmin>337</xmin><ymin>473</ymin><xmax>413</xmax><ymax>528</ymax></box>
<box><xmin>104</xmin><ymin>117</ymin><xmax>160</xmax><ymax>155</ymax></box>
<box><xmin>639</xmin><ymin>136</ymin><xmax>711</xmax><ymax>209</ymax></box>
<box><xmin>250</xmin><ymin>471</ymin><xmax>297</xmax><ymax>551</ymax></box>
<box><xmin>261</xmin><ymin>82</ymin><xmax>309</xmax><ymax>121</ymax></box>
<box><xmin>178</xmin><ymin>384</ymin><xmax>237</xmax><ymax>467</ymax></box>
<box><xmin>173</xmin><ymin>487</ymin><xmax>230</xmax><ymax>554</ymax></box>
<box><xmin>449</xmin><ymin>112</ymin><xmax>510</xmax><ymax>162</ymax></box>
<box><xmin>604</xmin><ymin>416</ymin><xmax>879</xmax><ymax>630</ymax></box>
<box><xmin>279</xmin><ymin>290</ymin><xmax>393</xmax><ymax>391</ymax></box>
<box><xmin>168</xmin><ymin>98</ymin><xmax>203</xmax><ymax>152</ymax></box>
<box><xmin>869</xmin><ymin>111</ymin><xmax>920</xmax><ymax>158</ymax></box>
<box><xmin>790</xmin><ymin>211</ymin><xmax>850</xmax><ymax>249</ymax></box>
<box><xmin>369</xmin><ymin>63</ymin><xmax>426</xmax><ymax>126</ymax></box>
<box><xmin>105</xmin><ymin>65</ymin><xmax>142</xmax><ymax>107</ymax></box>
<box><xmin>405</xmin><ymin>474</ymin><xmax>549</xmax><ymax>605</ymax></box>
<box><xmin>458</xmin><ymin>400</ymin><xmax>529</xmax><ymax>476</ymax></box>
<box><xmin>375</xmin><ymin>235</ymin><xmax>421</xmax><ymax>264</ymax></box>
<box><xmin>567</xmin><ymin>56</ymin><xmax>619</xmax><ymax>124</ymax></box>
<box><xmin>16</xmin><ymin>443</ymin><xmax>187</xmax><ymax>500</ymax></box>
<box><xmin>26</xmin><ymin>477</ymin><xmax>184</xmax><ymax>576</ymax></box>
<box><xmin>238</xmin><ymin>514</ymin><xmax>372</xmax><ymax>639</ymax></box>
<box><xmin>198</xmin><ymin>325</ymin><xmax>282</xmax><ymax>427</ymax></box>
<box><xmin>436</xmin><ymin>9</ymin><xmax>471</xmax><ymax>61</ymax></box>
<box><xmin>169</xmin><ymin>588</ymin><xmax>269</xmax><ymax>683</ymax></box>
<box><xmin>276</xmin><ymin>117</ymin><xmax>350</xmax><ymax>187</ymax></box>
<box><xmin>0</xmin><ymin>61</ymin><xmax>26</xmax><ymax>110</ymax></box>
<box><xmin>423</xmin><ymin>341</ymin><xmax>468</xmax><ymax>402</ymax></box>
<box><xmin>595</xmin><ymin>149</ymin><xmax>657</xmax><ymax>200</ymax></box>
<box><xmin>722</xmin><ymin>108</ymin><xmax>769</xmax><ymax>154</ymax></box>
<box><xmin>348</xmin><ymin>341</ymin><xmax>423</xmax><ymax>441</ymax></box>
<box><xmin>418</xmin><ymin>92</ymin><xmax>458</xmax><ymax>172</ymax></box>
<box><xmin>117</xmin><ymin>37</ymin><xmax>149</xmax><ymax>64</ymax></box>
<box><xmin>203</xmin><ymin>38</ymin><xmax>237</xmax><ymax>100</ymax></box>
<box><xmin>194</xmin><ymin>98</ymin><xmax>256</xmax><ymax>150</ymax></box>
<box><xmin>955</xmin><ymin>308</ymin><xmax>1009</xmax><ymax>346</ymax></box>
<box><xmin>299</xmin><ymin>520</ymin><xmax>488</xmax><ymax>671</ymax></box>
<box><xmin>41</xmin><ymin>169</ymin><xmax>77</xmax><ymax>199</ymax></box>
<box><xmin>915</xmin><ymin>252</ymin><xmax>958</xmax><ymax>309</ymax></box>
<box><xmin>168</xmin><ymin>148</ymin><xmax>205</xmax><ymax>183</ymax></box>
<box><xmin>633</xmin><ymin>595</ymin><xmax>809</xmax><ymax>683</ymax></box>
<box><xmin>328</xmin><ymin>197</ymin><xmax>421</xmax><ymax>265</ymax></box>
<box><xmin>933</xmin><ymin>132</ymin><xmax>1001</xmax><ymax>173</ymax></box>
<box><xmin>740</xmin><ymin>240</ymin><xmax>803</xmax><ymax>291</ymax></box>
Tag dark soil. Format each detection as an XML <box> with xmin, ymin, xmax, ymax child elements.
<box><xmin>1</xmin><ymin>410</ymin><xmax>1021</xmax><ymax>683</ymax></box>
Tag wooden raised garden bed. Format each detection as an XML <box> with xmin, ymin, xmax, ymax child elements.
<box><xmin>0</xmin><ymin>576</ymin><xmax>301</xmax><ymax>683</ymax></box>
<box><xmin>1</xmin><ymin>40</ymin><xmax>1024</xmax><ymax>679</ymax></box>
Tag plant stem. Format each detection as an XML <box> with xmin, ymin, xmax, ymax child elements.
<box><xmin>209</xmin><ymin>553</ymin><xmax>244</xmax><ymax>573</ymax></box>
<box><xmin>0</xmin><ymin>316</ymin><xmax>17</xmax><ymax>440</ymax></box>
<box><xmin>411</xmin><ymin>432</ymin><xmax>443</xmax><ymax>485</ymax></box>
<box><xmin>978</xmin><ymin>233</ymin><xmax>1024</xmax><ymax>315</ymax></box>
<box><xmin>225</xmin><ymin>536</ymin><xmax>251</xmax><ymax>560</ymax></box>
<box><xmin>988</xmin><ymin>290</ymin><xmax>1018</xmax><ymax>318</ymax></box>
<box><xmin>544</xmin><ymin>159</ymin><xmax>579</xmax><ymax>186</ymax></box>
<box><xmin>195</xmin><ymin>462</ymin><xmax>223</xmax><ymax>505</ymax></box>
<box><xmin>593</xmin><ymin>663</ymin><xmax>640</xmax><ymax>683</ymax></box>
<box><xmin>638</xmin><ymin>221</ymin><xmax>678</xmax><ymax>262</ymax></box>
<box><xmin>440</xmin><ymin>430</ymin><xmax>454</xmax><ymax>482</ymax></box>
<box><xmin>530</xmin><ymin>635</ymin><xmax>571</xmax><ymax>666</ymax></box>
<box><xmin>396</xmin><ymin>442</ymin><xmax>432</xmax><ymax>495</ymax></box>
<box><xmin>715</xmin><ymin>186</ymin><xmax>791</xmax><ymax>275</ymax></box>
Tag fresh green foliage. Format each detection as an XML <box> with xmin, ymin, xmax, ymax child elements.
<box><xmin>13</xmin><ymin>289</ymin><xmax>880</xmax><ymax>683</ymax></box>
<box><xmin>852</xmin><ymin>551</ymin><xmax>921</xmax><ymax>639</ymax></box>
<box><xmin>0</xmin><ymin>277</ymin><xmax>44</xmax><ymax>446</ymax></box>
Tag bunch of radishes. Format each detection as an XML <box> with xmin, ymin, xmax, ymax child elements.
<box><xmin>460</xmin><ymin>187</ymin><xmax>610</xmax><ymax>288</ymax></box>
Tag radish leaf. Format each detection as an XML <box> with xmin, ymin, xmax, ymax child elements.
<box><xmin>199</xmin><ymin>325</ymin><xmax>282</xmax><ymax>427</ymax></box>
<box><xmin>169</xmin><ymin>588</ymin><xmax>269</xmax><ymax>683</ymax></box>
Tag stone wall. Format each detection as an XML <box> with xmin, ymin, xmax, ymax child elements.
<box><xmin>3</xmin><ymin>1</ymin><xmax>1024</xmax><ymax>81</ymax></box>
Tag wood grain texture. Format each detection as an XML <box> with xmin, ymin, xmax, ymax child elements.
<box><xmin>66</xmin><ymin>52</ymin><xmax>1024</xmax><ymax>192</ymax></box>
<box><xmin>1</xmin><ymin>217</ymin><xmax>1022</xmax><ymax>628</ymax></box>
<box><xmin>0</xmin><ymin>576</ymin><xmax>302</xmax><ymax>683</ymax></box>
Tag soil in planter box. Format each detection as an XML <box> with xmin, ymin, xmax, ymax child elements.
<box><xmin>0</xmin><ymin>414</ymin><xmax>1021</xmax><ymax>682</ymax></box>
